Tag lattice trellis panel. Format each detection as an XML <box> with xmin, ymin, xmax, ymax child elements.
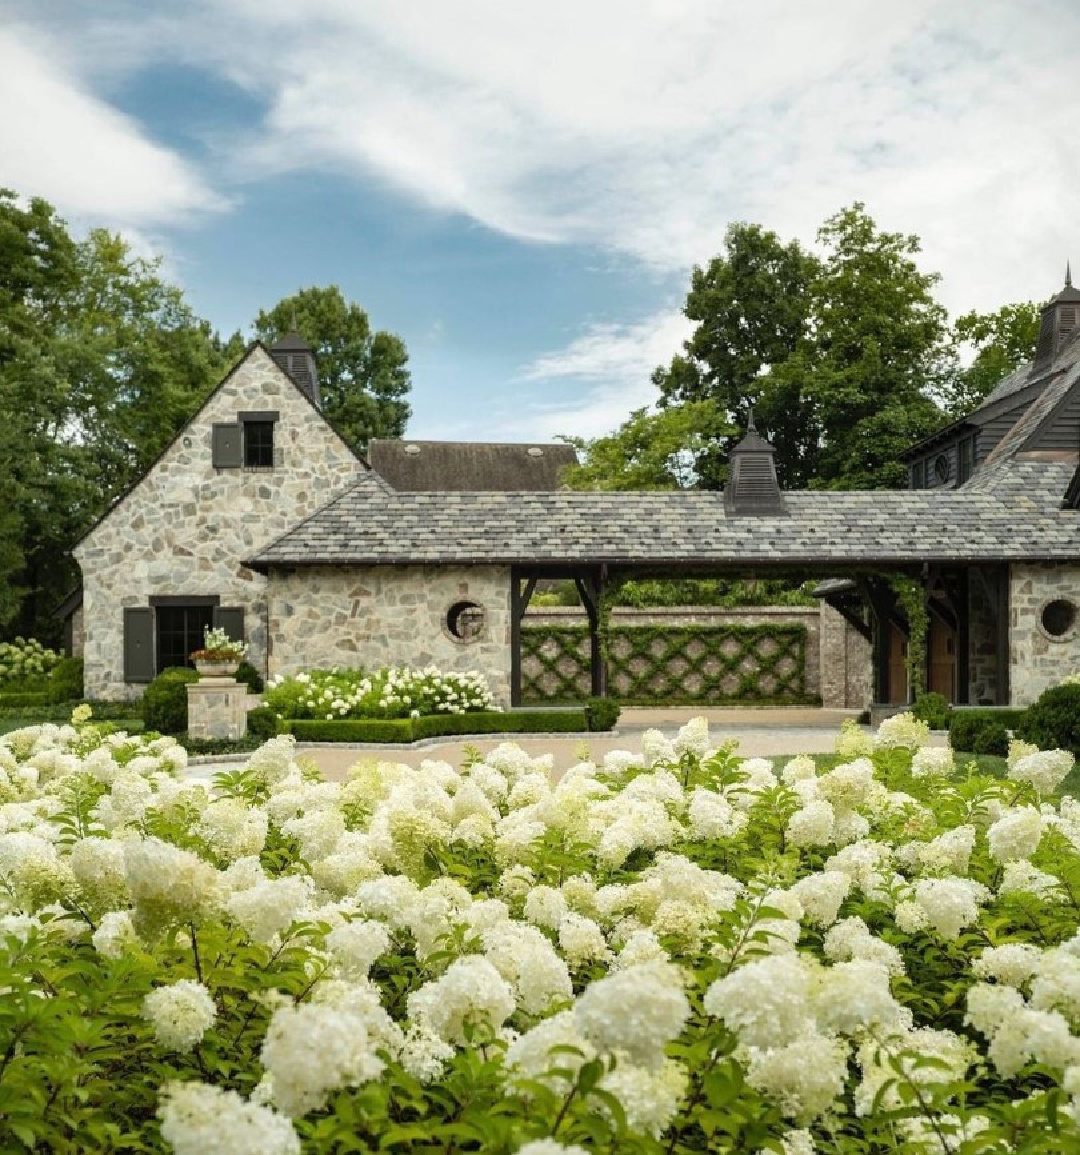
<box><xmin>521</xmin><ymin>624</ymin><xmax>808</xmax><ymax>704</ymax></box>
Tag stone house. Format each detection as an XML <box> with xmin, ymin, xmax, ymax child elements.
<box><xmin>67</xmin><ymin>273</ymin><xmax>1080</xmax><ymax>711</ymax></box>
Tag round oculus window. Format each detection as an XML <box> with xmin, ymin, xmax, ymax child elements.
<box><xmin>934</xmin><ymin>453</ymin><xmax>951</xmax><ymax>483</ymax></box>
<box><xmin>1041</xmin><ymin>599</ymin><xmax>1077</xmax><ymax>639</ymax></box>
<box><xmin>446</xmin><ymin>601</ymin><xmax>485</xmax><ymax>641</ymax></box>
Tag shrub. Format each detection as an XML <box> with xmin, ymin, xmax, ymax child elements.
<box><xmin>0</xmin><ymin>635</ymin><xmax>61</xmax><ymax>687</ymax></box>
<box><xmin>234</xmin><ymin>660</ymin><xmax>264</xmax><ymax>695</ymax></box>
<box><xmin>283</xmin><ymin>718</ymin><xmax>415</xmax><ymax>743</ymax></box>
<box><xmin>265</xmin><ymin>665</ymin><xmax>495</xmax><ymax>720</ymax></box>
<box><xmin>584</xmin><ymin>697</ymin><xmax>620</xmax><ymax>731</ymax></box>
<box><xmin>949</xmin><ymin>708</ymin><xmax>1028</xmax><ymax>753</ymax></box>
<box><xmin>972</xmin><ymin>721</ymin><xmax>1010</xmax><ymax>756</ymax></box>
<box><xmin>412</xmin><ymin>710</ymin><xmax>588</xmax><ymax>740</ymax></box>
<box><xmin>141</xmin><ymin>667</ymin><xmax>199</xmax><ymax>734</ymax></box>
<box><xmin>0</xmin><ymin>691</ymin><xmax>52</xmax><ymax>709</ymax></box>
<box><xmin>912</xmin><ymin>690</ymin><xmax>949</xmax><ymax>730</ymax></box>
<box><xmin>246</xmin><ymin>705</ymin><xmax>278</xmax><ymax>739</ymax></box>
<box><xmin>1019</xmin><ymin>683</ymin><xmax>1080</xmax><ymax>756</ymax></box>
<box><xmin>48</xmin><ymin>656</ymin><xmax>84</xmax><ymax>703</ymax></box>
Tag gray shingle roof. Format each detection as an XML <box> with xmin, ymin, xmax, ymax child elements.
<box><xmin>367</xmin><ymin>440</ymin><xmax>578</xmax><ymax>491</ymax></box>
<box><xmin>246</xmin><ymin>461</ymin><xmax>1080</xmax><ymax>571</ymax></box>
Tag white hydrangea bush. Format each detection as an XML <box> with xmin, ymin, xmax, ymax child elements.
<box><xmin>2</xmin><ymin>709</ymin><xmax>1080</xmax><ymax>1152</ymax></box>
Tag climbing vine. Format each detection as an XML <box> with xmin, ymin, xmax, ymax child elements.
<box><xmin>889</xmin><ymin>574</ymin><xmax>929</xmax><ymax>700</ymax></box>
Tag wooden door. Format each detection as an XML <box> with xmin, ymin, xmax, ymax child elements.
<box><xmin>887</xmin><ymin>623</ymin><xmax>909</xmax><ymax>705</ymax></box>
<box><xmin>927</xmin><ymin>616</ymin><xmax>956</xmax><ymax>701</ymax></box>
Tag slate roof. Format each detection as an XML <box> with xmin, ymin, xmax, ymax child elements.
<box><xmin>367</xmin><ymin>439</ymin><xmax>578</xmax><ymax>491</ymax></box>
<box><xmin>246</xmin><ymin>460</ymin><xmax>1080</xmax><ymax>571</ymax></box>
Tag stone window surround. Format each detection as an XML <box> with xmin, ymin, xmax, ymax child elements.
<box><xmin>1037</xmin><ymin>597</ymin><xmax>1079</xmax><ymax>643</ymax></box>
<box><xmin>442</xmin><ymin>599</ymin><xmax>487</xmax><ymax>645</ymax></box>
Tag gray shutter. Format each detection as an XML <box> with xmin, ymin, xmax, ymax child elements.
<box><xmin>212</xmin><ymin>423</ymin><xmax>242</xmax><ymax>468</ymax></box>
<box><xmin>212</xmin><ymin>606</ymin><xmax>245</xmax><ymax>646</ymax></box>
<box><xmin>123</xmin><ymin>608</ymin><xmax>154</xmax><ymax>683</ymax></box>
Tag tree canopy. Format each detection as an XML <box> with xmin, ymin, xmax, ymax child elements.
<box><xmin>0</xmin><ymin>191</ymin><xmax>412</xmax><ymax>641</ymax></box>
<box><xmin>254</xmin><ymin>286</ymin><xmax>411</xmax><ymax>451</ymax></box>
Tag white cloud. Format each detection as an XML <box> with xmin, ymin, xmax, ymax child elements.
<box><xmin>0</xmin><ymin>26</ymin><xmax>222</xmax><ymax>228</ymax></box>
<box><xmin>487</xmin><ymin>308</ymin><xmax>693</xmax><ymax>441</ymax></box>
<box><xmin>91</xmin><ymin>0</ymin><xmax>1075</xmax><ymax>315</ymax></box>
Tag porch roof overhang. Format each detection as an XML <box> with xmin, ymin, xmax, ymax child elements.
<box><xmin>244</xmin><ymin>460</ymin><xmax>1080</xmax><ymax>575</ymax></box>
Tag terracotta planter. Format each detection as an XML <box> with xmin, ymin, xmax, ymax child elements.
<box><xmin>193</xmin><ymin>658</ymin><xmax>240</xmax><ymax>679</ymax></box>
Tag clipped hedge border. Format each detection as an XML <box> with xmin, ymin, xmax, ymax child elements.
<box><xmin>0</xmin><ymin>692</ymin><xmax>52</xmax><ymax>709</ymax></box>
<box><xmin>280</xmin><ymin>709</ymin><xmax>591</xmax><ymax>744</ymax></box>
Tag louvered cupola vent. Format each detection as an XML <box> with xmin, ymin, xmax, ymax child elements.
<box><xmin>270</xmin><ymin>332</ymin><xmax>321</xmax><ymax>408</ymax></box>
<box><xmin>1031</xmin><ymin>264</ymin><xmax>1080</xmax><ymax>375</ymax></box>
<box><xmin>724</xmin><ymin>416</ymin><xmax>787</xmax><ymax>517</ymax></box>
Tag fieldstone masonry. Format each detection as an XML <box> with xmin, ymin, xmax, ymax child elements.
<box><xmin>267</xmin><ymin>564</ymin><xmax>514</xmax><ymax>708</ymax></box>
<box><xmin>1010</xmin><ymin>561</ymin><xmax>1080</xmax><ymax>705</ymax></box>
<box><xmin>73</xmin><ymin>347</ymin><xmax>364</xmax><ymax>700</ymax></box>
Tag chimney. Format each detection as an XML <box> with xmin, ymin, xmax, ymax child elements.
<box><xmin>1031</xmin><ymin>264</ymin><xmax>1080</xmax><ymax>375</ymax></box>
<box><xmin>724</xmin><ymin>413</ymin><xmax>787</xmax><ymax>517</ymax></box>
<box><xmin>270</xmin><ymin>331</ymin><xmax>321</xmax><ymax>407</ymax></box>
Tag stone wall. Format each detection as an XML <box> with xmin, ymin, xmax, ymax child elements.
<box><xmin>817</xmin><ymin>602</ymin><xmax>873</xmax><ymax>709</ymax></box>
<box><xmin>968</xmin><ymin>566</ymin><xmax>1001</xmax><ymax>706</ymax></box>
<box><xmin>73</xmin><ymin>347</ymin><xmax>365</xmax><ymax>700</ymax></box>
<box><xmin>1009</xmin><ymin>561</ymin><xmax>1080</xmax><ymax>706</ymax></box>
<box><xmin>267</xmin><ymin>565</ymin><xmax>513</xmax><ymax>708</ymax></box>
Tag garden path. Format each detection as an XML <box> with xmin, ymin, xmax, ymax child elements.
<box><xmin>187</xmin><ymin>707</ymin><xmax>948</xmax><ymax>781</ymax></box>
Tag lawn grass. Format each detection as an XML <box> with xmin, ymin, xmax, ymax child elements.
<box><xmin>0</xmin><ymin>712</ymin><xmax>143</xmax><ymax>737</ymax></box>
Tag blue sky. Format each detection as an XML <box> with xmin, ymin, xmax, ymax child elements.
<box><xmin>2</xmin><ymin>1</ymin><xmax>1079</xmax><ymax>441</ymax></box>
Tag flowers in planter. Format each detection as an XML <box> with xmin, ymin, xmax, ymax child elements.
<box><xmin>190</xmin><ymin>626</ymin><xmax>247</xmax><ymax>663</ymax></box>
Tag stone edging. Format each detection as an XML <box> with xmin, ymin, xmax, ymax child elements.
<box><xmin>186</xmin><ymin>731</ymin><xmax>613</xmax><ymax>764</ymax></box>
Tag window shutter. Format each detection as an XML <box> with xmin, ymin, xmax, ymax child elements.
<box><xmin>212</xmin><ymin>606</ymin><xmax>245</xmax><ymax>646</ymax></box>
<box><xmin>123</xmin><ymin>608</ymin><xmax>154</xmax><ymax>683</ymax></box>
<box><xmin>212</xmin><ymin>424</ymin><xmax>242</xmax><ymax>468</ymax></box>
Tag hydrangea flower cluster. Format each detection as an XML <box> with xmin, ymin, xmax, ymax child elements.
<box><xmin>1</xmin><ymin>710</ymin><xmax>1080</xmax><ymax>1152</ymax></box>
<box><xmin>264</xmin><ymin>664</ymin><xmax>496</xmax><ymax>721</ymax></box>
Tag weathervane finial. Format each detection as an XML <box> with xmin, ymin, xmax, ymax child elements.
<box><xmin>747</xmin><ymin>406</ymin><xmax>757</xmax><ymax>433</ymax></box>
<box><xmin>1067</xmin><ymin>261</ymin><xmax>1073</xmax><ymax>289</ymax></box>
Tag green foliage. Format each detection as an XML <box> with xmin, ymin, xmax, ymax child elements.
<box><xmin>890</xmin><ymin>575</ymin><xmax>929</xmax><ymax>699</ymax></box>
<box><xmin>140</xmin><ymin>666</ymin><xmax>199</xmax><ymax>734</ymax></box>
<box><xmin>264</xmin><ymin>665</ymin><xmax>495</xmax><ymax>721</ymax></box>
<box><xmin>0</xmin><ymin>636</ymin><xmax>60</xmax><ymax>686</ymax></box>
<box><xmin>946</xmin><ymin>301</ymin><xmax>1041</xmax><ymax>417</ymax></box>
<box><xmin>254</xmin><ymin>285</ymin><xmax>411</xmax><ymax>452</ymax></box>
<box><xmin>246</xmin><ymin>704</ymin><xmax>278</xmax><ymax>739</ymax></box>
<box><xmin>584</xmin><ymin>697</ymin><xmax>620</xmax><ymax>731</ymax></box>
<box><xmin>1019</xmin><ymin>683</ymin><xmax>1080</xmax><ymax>756</ymax></box>
<box><xmin>0</xmin><ymin>192</ymin><xmax>243</xmax><ymax>641</ymax></box>
<box><xmin>47</xmin><ymin>656</ymin><xmax>84</xmax><ymax>703</ymax></box>
<box><xmin>234</xmin><ymin>660</ymin><xmax>264</xmax><ymax>695</ymax></box>
<box><xmin>949</xmin><ymin>708</ymin><xmax>1029</xmax><ymax>753</ymax></box>
<box><xmin>181</xmin><ymin>734</ymin><xmax>267</xmax><ymax>756</ymax></box>
<box><xmin>654</xmin><ymin>205</ymin><xmax>949</xmax><ymax>490</ymax></box>
<box><xmin>561</xmin><ymin>401</ymin><xmax>731</xmax><ymax>490</ymax></box>
<box><xmin>612</xmin><ymin>577</ymin><xmax>816</xmax><ymax>608</ymax></box>
<box><xmin>912</xmin><ymin>690</ymin><xmax>950</xmax><ymax>730</ymax></box>
<box><xmin>523</xmin><ymin>622</ymin><xmax>809</xmax><ymax>705</ymax></box>
<box><xmin>0</xmin><ymin>691</ymin><xmax>51</xmax><ymax>709</ymax></box>
<box><xmin>972</xmin><ymin>721</ymin><xmax>1011</xmax><ymax>757</ymax></box>
<box><xmin>282</xmin><ymin>710</ymin><xmax>590</xmax><ymax>742</ymax></box>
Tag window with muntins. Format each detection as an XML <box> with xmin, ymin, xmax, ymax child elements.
<box><xmin>243</xmin><ymin>421</ymin><xmax>275</xmax><ymax>468</ymax></box>
<box><xmin>155</xmin><ymin>605</ymin><xmax>214</xmax><ymax>674</ymax></box>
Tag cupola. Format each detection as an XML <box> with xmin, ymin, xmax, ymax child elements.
<box><xmin>270</xmin><ymin>331</ymin><xmax>321</xmax><ymax>407</ymax></box>
<box><xmin>724</xmin><ymin>414</ymin><xmax>787</xmax><ymax>517</ymax></box>
<box><xmin>1030</xmin><ymin>265</ymin><xmax>1080</xmax><ymax>375</ymax></box>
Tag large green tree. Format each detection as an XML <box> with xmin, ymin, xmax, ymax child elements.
<box><xmin>654</xmin><ymin>204</ymin><xmax>951</xmax><ymax>490</ymax></box>
<box><xmin>254</xmin><ymin>286</ymin><xmax>410</xmax><ymax>451</ymax></box>
<box><xmin>944</xmin><ymin>301</ymin><xmax>1040</xmax><ymax>418</ymax></box>
<box><xmin>0</xmin><ymin>191</ymin><xmax>241</xmax><ymax>639</ymax></box>
<box><xmin>560</xmin><ymin>402</ymin><xmax>731</xmax><ymax>491</ymax></box>
<box><xmin>654</xmin><ymin>222</ymin><xmax>819</xmax><ymax>488</ymax></box>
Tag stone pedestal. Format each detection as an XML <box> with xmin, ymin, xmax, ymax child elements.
<box><xmin>187</xmin><ymin>676</ymin><xmax>248</xmax><ymax>740</ymax></box>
